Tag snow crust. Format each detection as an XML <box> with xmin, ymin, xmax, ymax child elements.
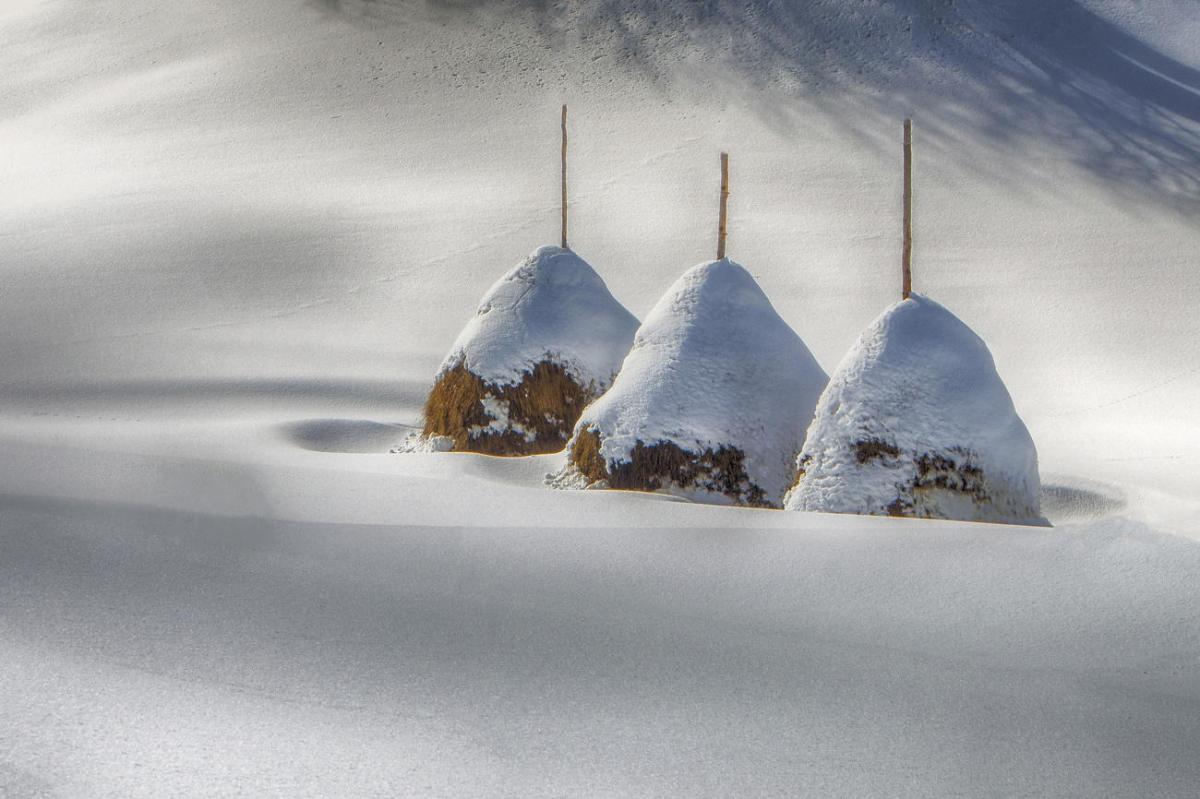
<box><xmin>565</xmin><ymin>258</ymin><xmax>827</xmax><ymax>505</ymax></box>
<box><xmin>439</xmin><ymin>246</ymin><xmax>638</xmax><ymax>389</ymax></box>
<box><xmin>786</xmin><ymin>294</ymin><xmax>1045</xmax><ymax>525</ymax></box>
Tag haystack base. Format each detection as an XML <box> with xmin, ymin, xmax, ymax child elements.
<box><xmin>845</xmin><ymin>440</ymin><xmax>995</xmax><ymax>519</ymax></box>
<box><xmin>569</xmin><ymin>428</ymin><xmax>773</xmax><ymax>508</ymax></box>
<box><xmin>423</xmin><ymin>360</ymin><xmax>596</xmax><ymax>456</ymax></box>
<box><xmin>889</xmin><ymin>445</ymin><xmax>991</xmax><ymax>517</ymax></box>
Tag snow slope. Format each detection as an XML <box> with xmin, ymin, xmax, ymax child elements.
<box><xmin>1</xmin><ymin>0</ymin><xmax>1199</xmax><ymax>795</ymax></box>
<box><xmin>787</xmin><ymin>294</ymin><xmax>1043</xmax><ymax>525</ymax></box>
<box><xmin>559</xmin><ymin>258</ymin><xmax>826</xmax><ymax>505</ymax></box>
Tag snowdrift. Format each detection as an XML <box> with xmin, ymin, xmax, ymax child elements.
<box><xmin>785</xmin><ymin>293</ymin><xmax>1045</xmax><ymax>525</ymax></box>
<box><xmin>557</xmin><ymin>258</ymin><xmax>827</xmax><ymax>506</ymax></box>
<box><xmin>423</xmin><ymin>246</ymin><xmax>638</xmax><ymax>455</ymax></box>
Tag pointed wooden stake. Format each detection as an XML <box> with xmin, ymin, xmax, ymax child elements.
<box><xmin>902</xmin><ymin>118</ymin><xmax>913</xmax><ymax>300</ymax></box>
<box><xmin>717</xmin><ymin>152</ymin><xmax>730</xmax><ymax>260</ymax></box>
<box><xmin>560</xmin><ymin>104</ymin><xmax>568</xmax><ymax>250</ymax></box>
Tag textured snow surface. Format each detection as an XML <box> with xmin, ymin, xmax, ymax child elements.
<box><xmin>564</xmin><ymin>259</ymin><xmax>827</xmax><ymax>504</ymax></box>
<box><xmin>2</xmin><ymin>0</ymin><xmax>1200</xmax><ymax>794</ymax></box>
<box><xmin>787</xmin><ymin>294</ymin><xmax>1043</xmax><ymax>524</ymax></box>
<box><xmin>439</xmin><ymin>246</ymin><xmax>638</xmax><ymax>389</ymax></box>
<box><xmin>1</xmin><ymin>432</ymin><xmax>1198</xmax><ymax>798</ymax></box>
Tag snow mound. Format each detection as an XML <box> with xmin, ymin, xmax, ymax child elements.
<box><xmin>438</xmin><ymin>245</ymin><xmax>638</xmax><ymax>388</ymax></box>
<box><xmin>557</xmin><ymin>258</ymin><xmax>827</xmax><ymax>506</ymax></box>
<box><xmin>785</xmin><ymin>293</ymin><xmax>1046</xmax><ymax>525</ymax></box>
<box><xmin>421</xmin><ymin>246</ymin><xmax>639</xmax><ymax>454</ymax></box>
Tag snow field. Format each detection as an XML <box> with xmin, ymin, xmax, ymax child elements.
<box><xmin>1</xmin><ymin>0</ymin><xmax>1199</xmax><ymax>795</ymax></box>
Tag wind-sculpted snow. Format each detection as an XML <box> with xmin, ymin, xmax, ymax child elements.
<box><xmin>559</xmin><ymin>259</ymin><xmax>827</xmax><ymax>506</ymax></box>
<box><xmin>786</xmin><ymin>294</ymin><xmax>1045</xmax><ymax>525</ymax></box>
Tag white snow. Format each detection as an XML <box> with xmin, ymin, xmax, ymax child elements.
<box><xmin>785</xmin><ymin>294</ymin><xmax>1044</xmax><ymax>524</ymax></box>
<box><xmin>1</xmin><ymin>0</ymin><xmax>1199</xmax><ymax>795</ymax></box>
<box><xmin>438</xmin><ymin>246</ymin><xmax>638</xmax><ymax>389</ymax></box>
<box><xmin>560</xmin><ymin>258</ymin><xmax>827</xmax><ymax>505</ymax></box>
<box><xmin>1</xmin><ymin>425</ymin><xmax>1198</xmax><ymax>797</ymax></box>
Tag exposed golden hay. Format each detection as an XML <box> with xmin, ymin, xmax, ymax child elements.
<box><xmin>568</xmin><ymin>427</ymin><xmax>773</xmax><ymax>508</ymax></box>
<box><xmin>423</xmin><ymin>360</ymin><xmax>596</xmax><ymax>456</ymax></box>
<box><xmin>567</xmin><ymin>427</ymin><xmax>609</xmax><ymax>483</ymax></box>
<box><xmin>785</xmin><ymin>453</ymin><xmax>811</xmax><ymax>496</ymax></box>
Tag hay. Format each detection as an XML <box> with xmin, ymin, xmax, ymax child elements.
<box><xmin>903</xmin><ymin>446</ymin><xmax>990</xmax><ymax>516</ymax></box>
<box><xmin>785</xmin><ymin>453</ymin><xmax>811</xmax><ymax>496</ymax></box>
<box><xmin>867</xmin><ymin>445</ymin><xmax>991</xmax><ymax>519</ymax></box>
<box><xmin>568</xmin><ymin>427</ymin><xmax>773</xmax><ymax>508</ymax></box>
<box><xmin>567</xmin><ymin>427</ymin><xmax>609</xmax><ymax>484</ymax></box>
<box><xmin>783</xmin><ymin>293</ymin><xmax>1044</xmax><ymax>525</ymax></box>
<box><xmin>853</xmin><ymin>438</ymin><xmax>901</xmax><ymax>464</ymax></box>
<box><xmin>422</xmin><ymin>359</ymin><xmax>596</xmax><ymax>456</ymax></box>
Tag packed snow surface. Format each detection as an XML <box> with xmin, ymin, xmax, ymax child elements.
<box><xmin>2</xmin><ymin>0</ymin><xmax>1200</xmax><ymax>795</ymax></box>
<box><xmin>439</xmin><ymin>246</ymin><xmax>638</xmax><ymax>389</ymax></box>
<box><xmin>565</xmin><ymin>258</ymin><xmax>827</xmax><ymax>504</ymax></box>
<box><xmin>787</xmin><ymin>294</ymin><xmax>1044</xmax><ymax>524</ymax></box>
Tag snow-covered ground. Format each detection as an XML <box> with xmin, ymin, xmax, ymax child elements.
<box><xmin>2</xmin><ymin>0</ymin><xmax>1199</xmax><ymax>795</ymax></box>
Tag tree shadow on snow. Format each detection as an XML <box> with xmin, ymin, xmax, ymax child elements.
<box><xmin>315</xmin><ymin>0</ymin><xmax>1200</xmax><ymax>214</ymax></box>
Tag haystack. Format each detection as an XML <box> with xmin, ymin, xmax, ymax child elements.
<box><xmin>555</xmin><ymin>258</ymin><xmax>828</xmax><ymax>507</ymax></box>
<box><xmin>422</xmin><ymin>245</ymin><xmax>638</xmax><ymax>455</ymax></box>
<box><xmin>784</xmin><ymin>293</ymin><xmax>1046</xmax><ymax>525</ymax></box>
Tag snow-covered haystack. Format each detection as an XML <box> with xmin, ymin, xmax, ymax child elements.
<box><xmin>784</xmin><ymin>293</ymin><xmax>1046</xmax><ymax>525</ymax></box>
<box><xmin>422</xmin><ymin>246</ymin><xmax>639</xmax><ymax>455</ymax></box>
<box><xmin>556</xmin><ymin>258</ymin><xmax>827</xmax><ymax>507</ymax></box>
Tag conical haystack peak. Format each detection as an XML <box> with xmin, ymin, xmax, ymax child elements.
<box><xmin>440</xmin><ymin>245</ymin><xmax>637</xmax><ymax>388</ymax></box>
<box><xmin>422</xmin><ymin>245</ymin><xmax>638</xmax><ymax>455</ymax></box>
<box><xmin>561</xmin><ymin>258</ymin><xmax>827</xmax><ymax>506</ymax></box>
<box><xmin>785</xmin><ymin>293</ymin><xmax>1045</xmax><ymax>525</ymax></box>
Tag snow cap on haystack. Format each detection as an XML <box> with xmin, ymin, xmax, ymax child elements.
<box><xmin>422</xmin><ymin>245</ymin><xmax>638</xmax><ymax>455</ymax></box>
<box><xmin>784</xmin><ymin>293</ymin><xmax>1045</xmax><ymax>525</ymax></box>
<box><xmin>559</xmin><ymin>258</ymin><xmax>828</xmax><ymax>507</ymax></box>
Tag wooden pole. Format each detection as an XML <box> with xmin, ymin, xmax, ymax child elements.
<box><xmin>561</xmin><ymin>104</ymin><xmax>568</xmax><ymax>250</ymax></box>
<box><xmin>717</xmin><ymin>152</ymin><xmax>729</xmax><ymax>260</ymax></box>
<box><xmin>902</xmin><ymin>118</ymin><xmax>913</xmax><ymax>299</ymax></box>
